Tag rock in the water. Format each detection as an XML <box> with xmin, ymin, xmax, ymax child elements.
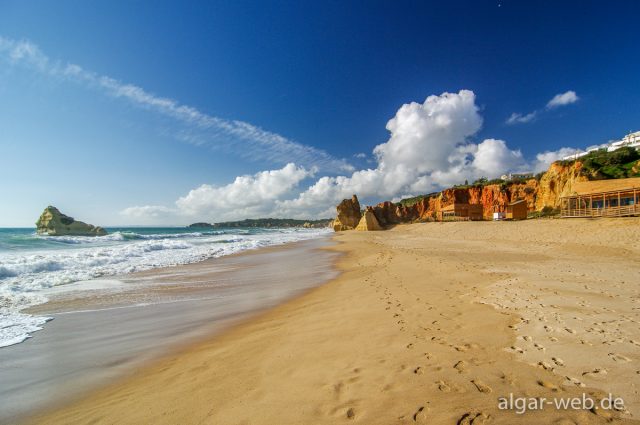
<box><xmin>36</xmin><ymin>206</ymin><xmax>107</xmax><ymax>236</ymax></box>
<box><xmin>332</xmin><ymin>195</ymin><xmax>361</xmax><ymax>231</ymax></box>
<box><xmin>355</xmin><ymin>207</ymin><xmax>383</xmax><ymax>231</ymax></box>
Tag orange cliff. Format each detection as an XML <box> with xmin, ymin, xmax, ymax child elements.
<box><xmin>334</xmin><ymin>161</ymin><xmax>589</xmax><ymax>228</ymax></box>
<box><xmin>372</xmin><ymin>180</ymin><xmax>539</xmax><ymax>224</ymax></box>
<box><xmin>535</xmin><ymin>161</ymin><xmax>589</xmax><ymax>211</ymax></box>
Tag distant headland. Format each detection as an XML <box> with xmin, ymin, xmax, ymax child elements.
<box><xmin>188</xmin><ymin>218</ymin><xmax>332</xmax><ymax>229</ymax></box>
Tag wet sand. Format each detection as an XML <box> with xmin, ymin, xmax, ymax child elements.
<box><xmin>24</xmin><ymin>219</ymin><xmax>640</xmax><ymax>424</ymax></box>
<box><xmin>0</xmin><ymin>238</ymin><xmax>338</xmax><ymax>424</ymax></box>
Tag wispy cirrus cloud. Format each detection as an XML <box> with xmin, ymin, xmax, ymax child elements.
<box><xmin>506</xmin><ymin>90</ymin><xmax>580</xmax><ymax>125</ymax></box>
<box><xmin>506</xmin><ymin>111</ymin><xmax>537</xmax><ymax>125</ymax></box>
<box><xmin>0</xmin><ymin>36</ymin><xmax>352</xmax><ymax>173</ymax></box>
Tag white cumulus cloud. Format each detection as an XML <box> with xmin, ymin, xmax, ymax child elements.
<box><xmin>120</xmin><ymin>163</ymin><xmax>313</xmax><ymax>222</ymax></box>
<box><xmin>531</xmin><ymin>147</ymin><xmax>577</xmax><ymax>172</ymax></box>
<box><xmin>275</xmin><ymin>90</ymin><xmax>527</xmax><ymax>217</ymax></box>
<box><xmin>472</xmin><ymin>139</ymin><xmax>524</xmax><ymax>176</ymax></box>
<box><xmin>546</xmin><ymin>90</ymin><xmax>579</xmax><ymax>108</ymax></box>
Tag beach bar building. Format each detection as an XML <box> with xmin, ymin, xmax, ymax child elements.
<box><xmin>560</xmin><ymin>177</ymin><xmax>640</xmax><ymax>218</ymax></box>
<box><xmin>506</xmin><ymin>199</ymin><xmax>528</xmax><ymax>220</ymax></box>
<box><xmin>439</xmin><ymin>203</ymin><xmax>484</xmax><ymax>221</ymax></box>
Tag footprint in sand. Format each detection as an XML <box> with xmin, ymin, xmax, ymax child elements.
<box><xmin>537</xmin><ymin>380</ymin><xmax>560</xmax><ymax>392</ymax></box>
<box><xmin>436</xmin><ymin>380</ymin><xmax>451</xmax><ymax>392</ymax></box>
<box><xmin>552</xmin><ymin>357</ymin><xmax>565</xmax><ymax>367</ymax></box>
<box><xmin>457</xmin><ymin>411</ymin><xmax>490</xmax><ymax>425</ymax></box>
<box><xmin>544</xmin><ymin>325</ymin><xmax>554</xmax><ymax>332</ymax></box>
<box><xmin>564</xmin><ymin>328</ymin><xmax>576</xmax><ymax>334</ymax></box>
<box><xmin>608</xmin><ymin>353</ymin><xmax>631</xmax><ymax>362</ymax></box>
<box><xmin>582</xmin><ymin>368</ymin><xmax>607</xmax><ymax>378</ymax></box>
<box><xmin>538</xmin><ymin>361</ymin><xmax>554</xmax><ymax>371</ymax></box>
<box><xmin>471</xmin><ymin>380</ymin><xmax>492</xmax><ymax>393</ymax></box>
<box><xmin>414</xmin><ymin>366</ymin><xmax>425</xmax><ymax>375</ymax></box>
<box><xmin>509</xmin><ymin>346</ymin><xmax>525</xmax><ymax>354</ymax></box>
<box><xmin>534</xmin><ymin>343</ymin><xmax>545</xmax><ymax>351</ymax></box>
<box><xmin>500</xmin><ymin>373</ymin><xmax>516</xmax><ymax>386</ymax></box>
<box><xmin>346</xmin><ymin>407</ymin><xmax>356</xmax><ymax>419</ymax></box>
<box><xmin>455</xmin><ymin>343</ymin><xmax>479</xmax><ymax>352</ymax></box>
<box><xmin>413</xmin><ymin>405</ymin><xmax>430</xmax><ymax>423</ymax></box>
<box><xmin>590</xmin><ymin>405</ymin><xmax>615</xmax><ymax>420</ymax></box>
<box><xmin>564</xmin><ymin>376</ymin><xmax>586</xmax><ymax>387</ymax></box>
<box><xmin>454</xmin><ymin>361</ymin><xmax>467</xmax><ymax>373</ymax></box>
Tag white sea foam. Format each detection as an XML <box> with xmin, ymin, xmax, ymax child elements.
<box><xmin>0</xmin><ymin>227</ymin><xmax>330</xmax><ymax>348</ymax></box>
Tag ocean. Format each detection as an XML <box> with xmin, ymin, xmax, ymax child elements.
<box><xmin>0</xmin><ymin>226</ymin><xmax>330</xmax><ymax>348</ymax></box>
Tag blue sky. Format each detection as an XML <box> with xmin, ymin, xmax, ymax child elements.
<box><xmin>1</xmin><ymin>0</ymin><xmax>639</xmax><ymax>226</ymax></box>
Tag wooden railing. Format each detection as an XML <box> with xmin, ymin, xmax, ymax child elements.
<box><xmin>561</xmin><ymin>204</ymin><xmax>639</xmax><ymax>218</ymax></box>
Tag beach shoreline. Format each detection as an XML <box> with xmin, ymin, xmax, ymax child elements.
<box><xmin>23</xmin><ymin>219</ymin><xmax>640</xmax><ymax>424</ymax></box>
<box><xmin>0</xmin><ymin>237</ymin><xmax>339</xmax><ymax>424</ymax></box>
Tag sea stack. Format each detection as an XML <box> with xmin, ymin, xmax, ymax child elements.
<box><xmin>332</xmin><ymin>195</ymin><xmax>361</xmax><ymax>231</ymax></box>
<box><xmin>355</xmin><ymin>207</ymin><xmax>383</xmax><ymax>231</ymax></box>
<box><xmin>36</xmin><ymin>206</ymin><xmax>107</xmax><ymax>236</ymax></box>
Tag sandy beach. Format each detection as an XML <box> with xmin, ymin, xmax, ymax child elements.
<box><xmin>26</xmin><ymin>219</ymin><xmax>640</xmax><ymax>424</ymax></box>
<box><xmin>0</xmin><ymin>239</ymin><xmax>337</xmax><ymax>424</ymax></box>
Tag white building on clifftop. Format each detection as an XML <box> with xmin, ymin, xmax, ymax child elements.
<box><xmin>563</xmin><ymin>130</ymin><xmax>640</xmax><ymax>160</ymax></box>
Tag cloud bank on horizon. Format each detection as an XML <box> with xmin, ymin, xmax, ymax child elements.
<box><xmin>0</xmin><ymin>36</ymin><xmax>578</xmax><ymax>224</ymax></box>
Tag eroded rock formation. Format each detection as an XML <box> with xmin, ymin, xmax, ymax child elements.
<box><xmin>382</xmin><ymin>181</ymin><xmax>539</xmax><ymax>222</ymax></box>
<box><xmin>36</xmin><ymin>206</ymin><xmax>107</xmax><ymax>236</ymax></box>
<box><xmin>535</xmin><ymin>161</ymin><xmax>588</xmax><ymax>210</ymax></box>
<box><xmin>335</xmin><ymin>160</ymin><xmax>592</xmax><ymax>230</ymax></box>
<box><xmin>332</xmin><ymin>195</ymin><xmax>361</xmax><ymax>231</ymax></box>
<box><xmin>355</xmin><ymin>207</ymin><xmax>383</xmax><ymax>231</ymax></box>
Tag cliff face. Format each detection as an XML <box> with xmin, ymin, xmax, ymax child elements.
<box><xmin>342</xmin><ymin>160</ymin><xmax>591</xmax><ymax>229</ymax></box>
<box><xmin>373</xmin><ymin>161</ymin><xmax>588</xmax><ymax>226</ymax></box>
<box><xmin>394</xmin><ymin>180</ymin><xmax>539</xmax><ymax>221</ymax></box>
<box><xmin>535</xmin><ymin>161</ymin><xmax>588</xmax><ymax>210</ymax></box>
<box><xmin>332</xmin><ymin>195</ymin><xmax>362</xmax><ymax>231</ymax></box>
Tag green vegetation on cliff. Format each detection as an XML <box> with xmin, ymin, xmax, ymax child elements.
<box><xmin>189</xmin><ymin>218</ymin><xmax>332</xmax><ymax>229</ymax></box>
<box><xmin>561</xmin><ymin>147</ymin><xmax>640</xmax><ymax>179</ymax></box>
<box><xmin>396</xmin><ymin>192</ymin><xmax>438</xmax><ymax>207</ymax></box>
<box><xmin>396</xmin><ymin>147</ymin><xmax>640</xmax><ymax>209</ymax></box>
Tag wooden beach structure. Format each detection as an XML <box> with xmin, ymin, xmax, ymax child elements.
<box><xmin>560</xmin><ymin>177</ymin><xmax>640</xmax><ymax>218</ymax></box>
<box><xmin>506</xmin><ymin>199</ymin><xmax>528</xmax><ymax>220</ymax></box>
<box><xmin>439</xmin><ymin>203</ymin><xmax>484</xmax><ymax>221</ymax></box>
